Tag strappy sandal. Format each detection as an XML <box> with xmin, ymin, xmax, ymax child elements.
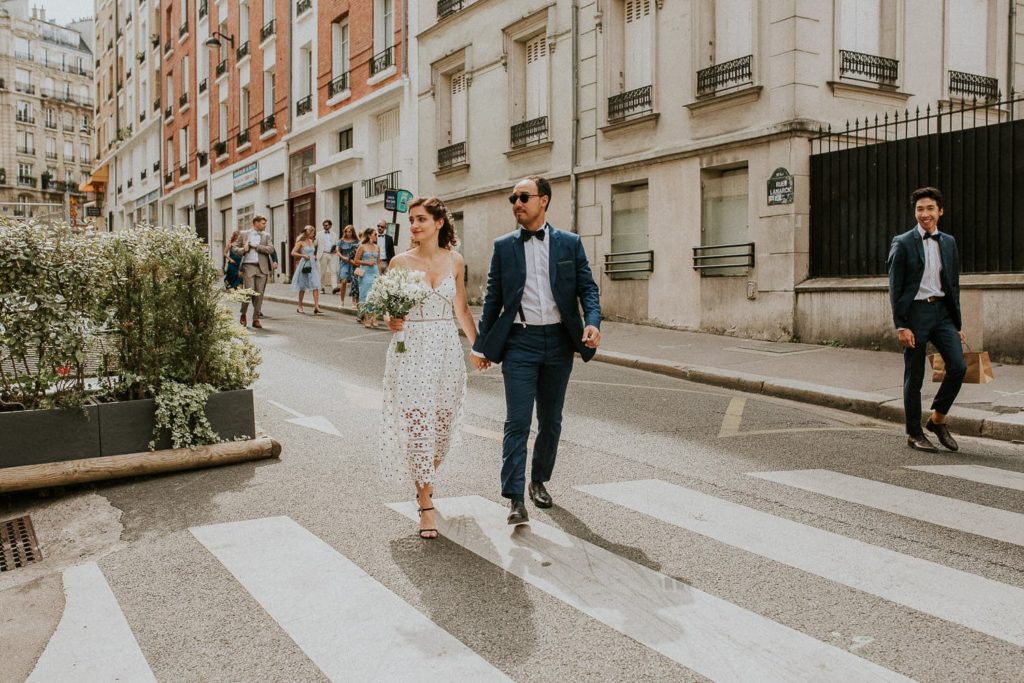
<box><xmin>418</xmin><ymin>506</ymin><xmax>438</xmax><ymax>540</ymax></box>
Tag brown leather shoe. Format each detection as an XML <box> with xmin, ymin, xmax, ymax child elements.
<box><xmin>251</xmin><ymin>319</ymin><xmax>263</xmax><ymax>329</ymax></box>
<box><xmin>925</xmin><ymin>420</ymin><xmax>959</xmax><ymax>451</ymax></box>
<box><xmin>907</xmin><ymin>433</ymin><xmax>938</xmax><ymax>452</ymax></box>
<box><xmin>239</xmin><ymin>313</ymin><xmax>247</xmax><ymax>327</ymax></box>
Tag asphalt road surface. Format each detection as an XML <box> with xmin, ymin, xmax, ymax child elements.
<box><xmin>2</xmin><ymin>298</ymin><xmax>1023</xmax><ymax>682</ymax></box>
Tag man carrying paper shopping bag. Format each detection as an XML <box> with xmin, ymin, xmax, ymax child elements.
<box><xmin>887</xmin><ymin>187</ymin><xmax>967</xmax><ymax>453</ymax></box>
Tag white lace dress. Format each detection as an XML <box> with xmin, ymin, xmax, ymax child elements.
<box><xmin>379</xmin><ymin>271</ymin><xmax>466</xmax><ymax>488</ymax></box>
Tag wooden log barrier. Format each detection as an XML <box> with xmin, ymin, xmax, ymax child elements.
<box><xmin>0</xmin><ymin>436</ymin><xmax>282</xmax><ymax>494</ymax></box>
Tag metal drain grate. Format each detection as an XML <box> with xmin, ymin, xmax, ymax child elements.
<box><xmin>0</xmin><ymin>515</ymin><xmax>42</xmax><ymax>572</ymax></box>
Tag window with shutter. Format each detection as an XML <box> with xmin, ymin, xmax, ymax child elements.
<box><xmin>713</xmin><ymin>0</ymin><xmax>752</xmax><ymax>64</ymax></box>
<box><xmin>948</xmin><ymin>0</ymin><xmax>988</xmax><ymax>75</ymax></box>
<box><xmin>449</xmin><ymin>72</ymin><xmax>467</xmax><ymax>144</ymax></box>
<box><xmin>839</xmin><ymin>0</ymin><xmax>882</xmax><ymax>56</ymax></box>
<box><xmin>525</xmin><ymin>35</ymin><xmax>548</xmax><ymax>120</ymax></box>
<box><xmin>623</xmin><ymin>0</ymin><xmax>652</xmax><ymax>90</ymax></box>
<box><xmin>377</xmin><ymin>108</ymin><xmax>399</xmax><ymax>173</ymax></box>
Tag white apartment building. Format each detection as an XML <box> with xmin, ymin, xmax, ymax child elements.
<box><xmin>418</xmin><ymin>0</ymin><xmax>1024</xmax><ymax>357</ymax></box>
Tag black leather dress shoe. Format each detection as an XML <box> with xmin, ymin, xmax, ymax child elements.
<box><xmin>907</xmin><ymin>433</ymin><xmax>938</xmax><ymax>452</ymax></box>
<box><xmin>925</xmin><ymin>419</ymin><xmax>959</xmax><ymax>451</ymax></box>
<box><xmin>528</xmin><ymin>481</ymin><xmax>553</xmax><ymax>508</ymax></box>
<box><xmin>507</xmin><ymin>499</ymin><xmax>529</xmax><ymax>525</ymax></box>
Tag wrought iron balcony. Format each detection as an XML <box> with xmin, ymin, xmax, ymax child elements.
<box><xmin>127</xmin><ymin>178</ymin><xmax>133</xmax><ymax>188</ymax></box>
<box><xmin>140</xmin><ymin>110</ymin><xmax>147</xmax><ymax>122</ymax></box>
<box><xmin>949</xmin><ymin>70</ymin><xmax>999</xmax><ymax>101</ymax></box>
<box><xmin>198</xmin><ymin>151</ymin><xmax>208</xmax><ymax>166</ymax></box>
<box><xmin>154</xmin><ymin>97</ymin><xmax>161</xmax><ymax>111</ymax></box>
<box><xmin>14</xmin><ymin>81</ymin><xmax>35</xmax><ymax>94</ymax></box>
<box><xmin>164</xmin><ymin>172</ymin><xmax>173</xmax><ymax>184</ymax></box>
<box><xmin>362</xmin><ymin>170</ymin><xmax>400</xmax><ymax>198</ymax></box>
<box><xmin>260</xmin><ymin>19</ymin><xmax>276</xmax><ymax>42</ymax></box>
<box><xmin>46</xmin><ymin>151</ymin><xmax>58</xmax><ymax>160</ymax></box>
<box><xmin>370</xmin><ymin>46</ymin><xmax>395</xmax><ymax>76</ymax></box>
<box><xmin>165</xmin><ymin>105</ymin><xmax>173</xmax><ymax>120</ymax></box>
<box><xmin>236</xmin><ymin>40</ymin><xmax>250</xmax><ymax>60</ymax></box>
<box><xmin>141</xmin><ymin>169</ymin><xmax>147</xmax><ymax>180</ymax></box>
<box><xmin>296</xmin><ymin>94</ymin><xmax>312</xmax><ymax>116</ymax></box>
<box><xmin>179</xmin><ymin>92</ymin><xmax>189</xmax><ymax>108</ymax></box>
<box><xmin>164</xmin><ymin>39</ymin><xmax>172</xmax><ymax>54</ymax></box>
<box><xmin>216</xmin><ymin>60</ymin><xmax>228</xmax><ymax>78</ymax></box>
<box><xmin>18</xmin><ymin>175</ymin><xmax>37</xmax><ymax>187</ymax></box>
<box><xmin>153</xmin><ymin>161</ymin><xmax>160</xmax><ymax>172</ymax></box>
<box><xmin>437</xmin><ymin>0</ymin><xmax>465</xmax><ymax>20</ymax></box>
<box><xmin>236</xmin><ymin>129</ymin><xmax>250</xmax><ymax>147</ymax></box>
<box><xmin>214</xmin><ymin>140</ymin><xmax>227</xmax><ymax>156</ymax></box>
<box><xmin>696</xmin><ymin>55</ymin><xmax>753</xmax><ymax>97</ymax></box>
<box><xmin>608</xmin><ymin>85</ymin><xmax>653</xmax><ymax>121</ymax></box>
<box><xmin>16</xmin><ymin>145</ymin><xmax>35</xmax><ymax>155</ymax></box>
<box><xmin>179</xmin><ymin>21</ymin><xmax>188</xmax><ymax>38</ymax></box>
<box><xmin>328</xmin><ymin>72</ymin><xmax>349</xmax><ymax>98</ymax></box>
<box><xmin>296</xmin><ymin>0</ymin><xmax>312</xmax><ymax>14</ymax></box>
<box><xmin>199</xmin><ymin>0</ymin><xmax>207</xmax><ymax>19</ymax></box>
<box><xmin>45</xmin><ymin>120</ymin><xmax>57</xmax><ymax>129</ymax></box>
<box><xmin>260</xmin><ymin>114</ymin><xmax>276</xmax><ymax>134</ymax></box>
<box><xmin>839</xmin><ymin>49</ymin><xmax>898</xmax><ymax>84</ymax></box>
<box><xmin>117</xmin><ymin>184</ymin><xmax>122</xmax><ymax>194</ymax></box>
<box><xmin>510</xmin><ymin>116</ymin><xmax>548</xmax><ymax>148</ymax></box>
<box><xmin>437</xmin><ymin>141</ymin><xmax>467</xmax><ymax>169</ymax></box>
<box><xmin>199</xmin><ymin>78</ymin><xmax>207</xmax><ymax>93</ymax></box>
<box><xmin>15</xmin><ymin>112</ymin><xmax>34</xmax><ymax>124</ymax></box>
<box><xmin>179</xmin><ymin>163</ymin><xmax>188</xmax><ymax>177</ymax></box>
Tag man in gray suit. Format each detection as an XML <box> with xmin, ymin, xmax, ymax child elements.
<box><xmin>232</xmin><ymin>214</ymin><xmax>273</xmax><ymax>329</ymax></box>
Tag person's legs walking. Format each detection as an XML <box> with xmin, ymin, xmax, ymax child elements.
<box><xmin>251</xmin><ymin>272</ymin><xmax>268</xmax><ymax>319</ymax></box>
<box><xmin>531</xmin><ymin>327</ymin><xmax>574</xmax><ymax>486</ymax></box>
<box><xmin>928</xmin><ymin>308</ymin><xmax>967</xmax><ymax>417</ymax></box>
<box><xmin>501</xmin><ymin>328</ymin><xmax>541</xmax><ymax>502</ymax></box>
<box><xmin>239</xmin><ymin>264</ymin><xmax>256</xmax><ymax>324</ymax></box>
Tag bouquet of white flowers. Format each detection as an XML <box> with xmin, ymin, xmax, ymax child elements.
<box><xmin>362</xmin><ymin>268</ymin><xmax>430</xmax><ymax>352</ymax></box>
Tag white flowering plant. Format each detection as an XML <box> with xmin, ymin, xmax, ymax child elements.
<box><xmin>361</xmin><ymin>268</ymin><xmax>430</xmax><ymax>352</ymax></box>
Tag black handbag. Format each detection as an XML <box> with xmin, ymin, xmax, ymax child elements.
<box><xmin>301</xmin><ymin>260</ymin><xmax>312</xmax><ymax>274</ymax></box>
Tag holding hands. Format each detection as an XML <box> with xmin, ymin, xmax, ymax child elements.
<box><xmin>469</xmin><ymin>352</ymin><xmax>490</xmax><ymax>372</ymax></box>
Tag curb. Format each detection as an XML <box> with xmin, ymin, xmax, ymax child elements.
<box><xmin>261</xmin><ymin>295</ymin><xmax>1024</xmax><ymax>445</ymax></box>
<box><xmin>592</xmin><ymin>350</ymin><xmax>1024</xmax><ymax>445</ymax></box>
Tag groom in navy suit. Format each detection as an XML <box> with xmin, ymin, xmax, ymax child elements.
<box><xmin>887</xmin><ymin>187</ymin><xmax>967</xmax><ymax>453</ymax></box>
<box><xmin>471</xmin><ymin>176</ymin><xmax>602</xmax><ymax>524</ymax></box>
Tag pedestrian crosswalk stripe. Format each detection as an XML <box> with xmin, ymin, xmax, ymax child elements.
<box><xmin>904</xmin><ymin>464</ymin><xmax>1024</xmax><ymax>493</ymax></box>
<box><xmin>388</xmin><ymin>496</ymin><xmax>913</xmax><ymax>683</ymax></box>
<box><xmin>750</xmin><ymin>469</ymin><xmax>1024</xmax><ymax>547</ymax></box>
<box><xmin>578</xmin><ymin>479</ymin><xmax>1024</xmax><ymax>646</ymax></box>
<box><xmin>28</xmin><ymin>562</ymin><xmax>156</xmax><ymax>683</ymax></box>
<box><xmin>191</xmin><ymin>516</ymin><xmax>509</xmax><ymax>682</ymax></box>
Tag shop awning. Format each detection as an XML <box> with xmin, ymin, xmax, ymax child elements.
<box><xmin>79</xmin><ymin>164</ymin><xmax>108</xmax><ymax>193</ymax></box>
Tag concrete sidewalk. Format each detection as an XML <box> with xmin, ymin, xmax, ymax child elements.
<box><xmin>260</xmin><ymin>282</ymin><xmax>1024</xmax><ymax>444</ymax></box>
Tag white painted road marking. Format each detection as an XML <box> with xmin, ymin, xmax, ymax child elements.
<box><xmin>579</xmin><ymin>479</ymin><xmax>1024</xmax><ymax>646</ymax></box>
<box><xmin>267</xmin><ymin>400</ymin><xmax>344</xmax><ymax>436</ymax></box>
<box><xmin>718</xmin><ymin>397</ymin><xmax>746</xmax><ymax>437</ymax></box>
<box><xmin>267</xmin><ymin>399</ymin><xmax>304</xmax><ymax>418</ymax></box>
<box><xmin>28</xmin><ymin>562</ymin><xmax>156</xmax><ymax>683</ymax></box>
<box><xmin>905</xmin><ymin>464</ymin><xmax>1024</xmax><ymax>493</ymax></box>
<box><xmin>388</xmin><ymin>496</ymin><xmax>913</xmax><ymax>683</ymax></box>
<box><xmin>751</xmin><ymin>469</ymin><xmax>1024</xmax><ymax>546</ymax></box>
<box><xmin>191</xmin><ymin>516</ymin><xmax>508</xmax><ymax>682</ymax></box>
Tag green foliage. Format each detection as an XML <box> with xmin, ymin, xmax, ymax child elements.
<box><xmin>149</xmin><ymin>380</ymin><xmax>219</xmax><ymax>449</ymax></box>
<box><xmin>0</xmin><ymin>222</ymin><xmax>260</xmax><ymax>435</ymax></box>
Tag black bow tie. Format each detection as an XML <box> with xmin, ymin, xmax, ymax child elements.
<box><xmin>522</xmin><ymin>229</ymin><xmax>545</xmax><ymax>242</ymax></box>
<box><xmin>924</xmin><ymin>232</ymin><xmax>940</xmax><ymax>241</ymax></box>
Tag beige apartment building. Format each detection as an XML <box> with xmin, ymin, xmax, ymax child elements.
<box><xmin>0</xmin><ymin>1</ymin><xmax>93</xmax><ymax>224</ymax></box>
<box><xmin>418</xmin><ymin>0</ymin><xmax>1024</xmax><ymax>359</ymax></box>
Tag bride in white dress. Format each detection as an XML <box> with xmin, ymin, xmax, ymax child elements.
<box><xmin>380</xmin><ymin>197</ymin><xmax>485</xmax><ymax>539</ymax></box>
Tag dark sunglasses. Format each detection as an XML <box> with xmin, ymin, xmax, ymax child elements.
<box><xmin>508</xmin><ymin>193</ymin><xmax>540</xmax><ymax>205</ymax></box>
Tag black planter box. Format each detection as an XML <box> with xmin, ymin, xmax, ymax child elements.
<box><xmin>0</xmin><ymin>389</ymin><xmax>255</xmax><ymax>468</ymax></box>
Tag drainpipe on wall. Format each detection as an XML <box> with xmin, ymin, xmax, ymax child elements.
<box><xmin>402</xmin><ymin>0</ymin><xmax>409</xmax><ymax>78</ymax></box>
<box><xmin>1009</xmin><ymin>0</ymin><xmax>1017</xmax><ymax>113</ymax></box>
<box><xmin>570</xmin><ymin>0</ymin><xmax>579</xmax><ymax>233</ymax></box>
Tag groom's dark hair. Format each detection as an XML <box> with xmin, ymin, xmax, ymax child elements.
<box><xmin>525</xmin><ymin>175</ymin><xmax>552</xmax><ymax>209</ymax></box>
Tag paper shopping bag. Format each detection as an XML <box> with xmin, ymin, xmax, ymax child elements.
<box><xmin>929</xmin><ymin>348</ymin><xmax>995</xmax><ymax>384</ymax></box>
<box><xmin>928</xmin><ymin>353</ymin><xmax>945</xmax><ymax>382</ymax></box>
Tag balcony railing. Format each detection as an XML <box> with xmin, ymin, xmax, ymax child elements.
<box><xmin>328</xmin><ymin>72</ymin><xmax>349</xmax><ymax>97</ymax></box>
<box><xmin>260</xmin><ymin>114</ymin><xmax>276</xmax><ymax>134</ymax></box>
<box><xmin>260</xmin><ymin>19</ymin><xmax>276</xmax><ymax>42</ymax></box>
<box><xmin>45</xmin><ymin>151</ymin><xmax>58</xmax><ymax>160</ymax></box>
<box><xmin>18</xmin><ymin>175</ymin><xmax>37</xmax><ymax>187</ymax></box>
<box><xmin>296</xmin><ymin>94</ymin><xmax>312</xmax><ymax>116</ymax></box>
<box><xmin>164</xmin><ymin>39</ymin><xmax>172</xmax><ymax>54</ymax></box>
<box><xmin>437</xmin><ymin>0</ymin><xmax>465</xmax><ymax>20</ymax></box>
<box><xmin>165</xmin><ymin>105</ymin><xmax>173</xmax><ymax>120</ymax></box>
<box><xmin>216</xmin><ymin>60</ymin><xmax>228</xmax><ymax>78</ymax></box>
<box><xmin>14</xmin><ymin>82</ymin><xmax>35</xmax><ymax>94</ymax></box>
<box><xmin>839</xmin><ymin>49</ymin><xmax>898</xmax><ymax>84</ymax></box>
<box><xmin>608</xmin><ymin>85</ymin><xmax>653</xmax><ymax>121</ymax></box>
<box><xmin>179</xmin><ymin>92</ymin><xmax>189</xmax><ymax>108</ymax></box>
<box><xmin>154</xmin><ymin>97</ymin><xmax>161</xmax><ymax>112</ymax></box>
<box><xmin>14</xmin><ymin>50</ymin><xmax>32</xmax><ymax>61</ymax></box>
<box><xmin>604</xmin><ymin>250</ymin><xmax>654</xmax><ymax>279</ymax></box>
<box><xmin>296</xmin><ymin>0</ymin><xmax>312</xmax><ymax>14</ymax></box>
<box><xmin>362</xmin><ymin>171</ymin><xmax>400</xmax><ymax>198</ymax></box>
<box><xmin>15</xmin><ymin>112</ymin><xmax>35</xmax><ymax>124</ymax></box>
<box><xmin>197</xmin><ymin>78</ymin><xmax>207</xmax><ymax>94</ymax></box>
<box><xmin>179</xmin><ymin>21</ymin><xmax>189</xmax><ymax>38</ymax></box>
<box><xmin>510</xmin><ymin>116</ymin><xmax>548</xmax><ymax>148</ymax></box>
<box><xmin>45</xmin><ymin>120</ymin><xmax>57</xmax><ymax>129</ymax></box>
<box><xmin>214</xmin><ymin>140</ymin><xmax>227</xmax><ymax>157</ymax></box>
<box><xmin>199</xmin><ymin>0</ymin><xmax>207</xmax><ymax>19</ymax></box>
<box><xmin>696</xmin><ymin>54</ymin><xmax>753</xmax><ymax>97</ymax></box>
<box><xmin>949</xmin><ymin>70</ymin><xmax>999</xmax><ymax>101</ymax></box>
<box><xmin>370</xmin><ymin>46</ymin><xmax>395</xmax><ymax>76</ymax></box>
<box><xmin>692</xmin><ymin>242</ymin><xmax>756</xmax><ymax>273</ymax></box>
<box><xmin>198</xmin><ymin>151</ymin><xmax>208</xmax><ymax>166</ymax></box>
<box><xmin>153</xmin><ymin>161</ymin><xmax>160</xmax><ymax>172</ymax></box>
<box><xmin>63</xmin><ymin>123</ymin><xmax>75</xmax><ymax>132</ymax></box>
<box><xmin>236</xmin><ymin>129</ymin><xmax>250</xmax><ymax>147</ymax></box>
<box><xmin>236</xmin><ymin>40</ymin><xmax>250</xmax><ymax>60</ymax></box>
<box><xmin>140</xmin><ymin>110</ymin><xmax>147</xmax><ymax>123</ymax></box>
<box><xmin>16</xmin><ymin>145</ymin><xmax>35</xmax><ymax>155</ymax></box>
<box><xmin>127</xmin><ymin>178</ymin><xmax>133</xmax><ymax>188</ymax></box>
<box><xmin>164</xmin><ymin>172</ymin><xmax>173</xmax><ymax>184</ymax></box>
<box><xmin>141</xmin><ymin>169</ymin><xmax>147</xmax><ymax>180</ymax></box>
<box><xmin>179</xmin><ymin>163</ymin><xmax>188</xmax><ymax>178</ymax></box>
<box><xmin>437</xmin><ymin>141</ymin><xmax>467</xmax><ymax>170</ymax></box>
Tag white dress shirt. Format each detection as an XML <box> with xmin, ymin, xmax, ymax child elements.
<box><xmin>243</xmin><ymin>230</ymin><xmax>261</xmax><ymax>264</ymax></box>
<box><xmin>316</xmin><ymin>231</ymin><xmax>334</xmax><ymax>257</ymax></box>
<box><xmin>914</xmin><ymin>225</ymin><xmax>944</xmax><ymax>301</ymax></box>
<box><xmin>520</xmin><ymin>223</ymin><xmax>561</xmax><ymax>325</ymax></box>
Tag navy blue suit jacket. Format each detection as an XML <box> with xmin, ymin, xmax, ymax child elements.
<box><xmin>886</xmin><ymin>227</ymin><xmax>962</xmax><ymax>331</ymax></box>
<box><xmin>473</xmin><ymin>225</ymin><xmax>602</xmax><ymax>363</ymax></box>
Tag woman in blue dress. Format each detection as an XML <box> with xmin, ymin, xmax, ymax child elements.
<box><xmin>353</xmin><ymin>227</ymin><xmax>381</xmax><ymax>327</ymax></box>
<box><xmin>335</xmin><ymin>224</ymin><xmax>360</xmax><ymax>308</ymax></box>
<box><xmin>290</xmin><ymin>225</ymin><xmax>322</xmax><ymax>314</ymax></box>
